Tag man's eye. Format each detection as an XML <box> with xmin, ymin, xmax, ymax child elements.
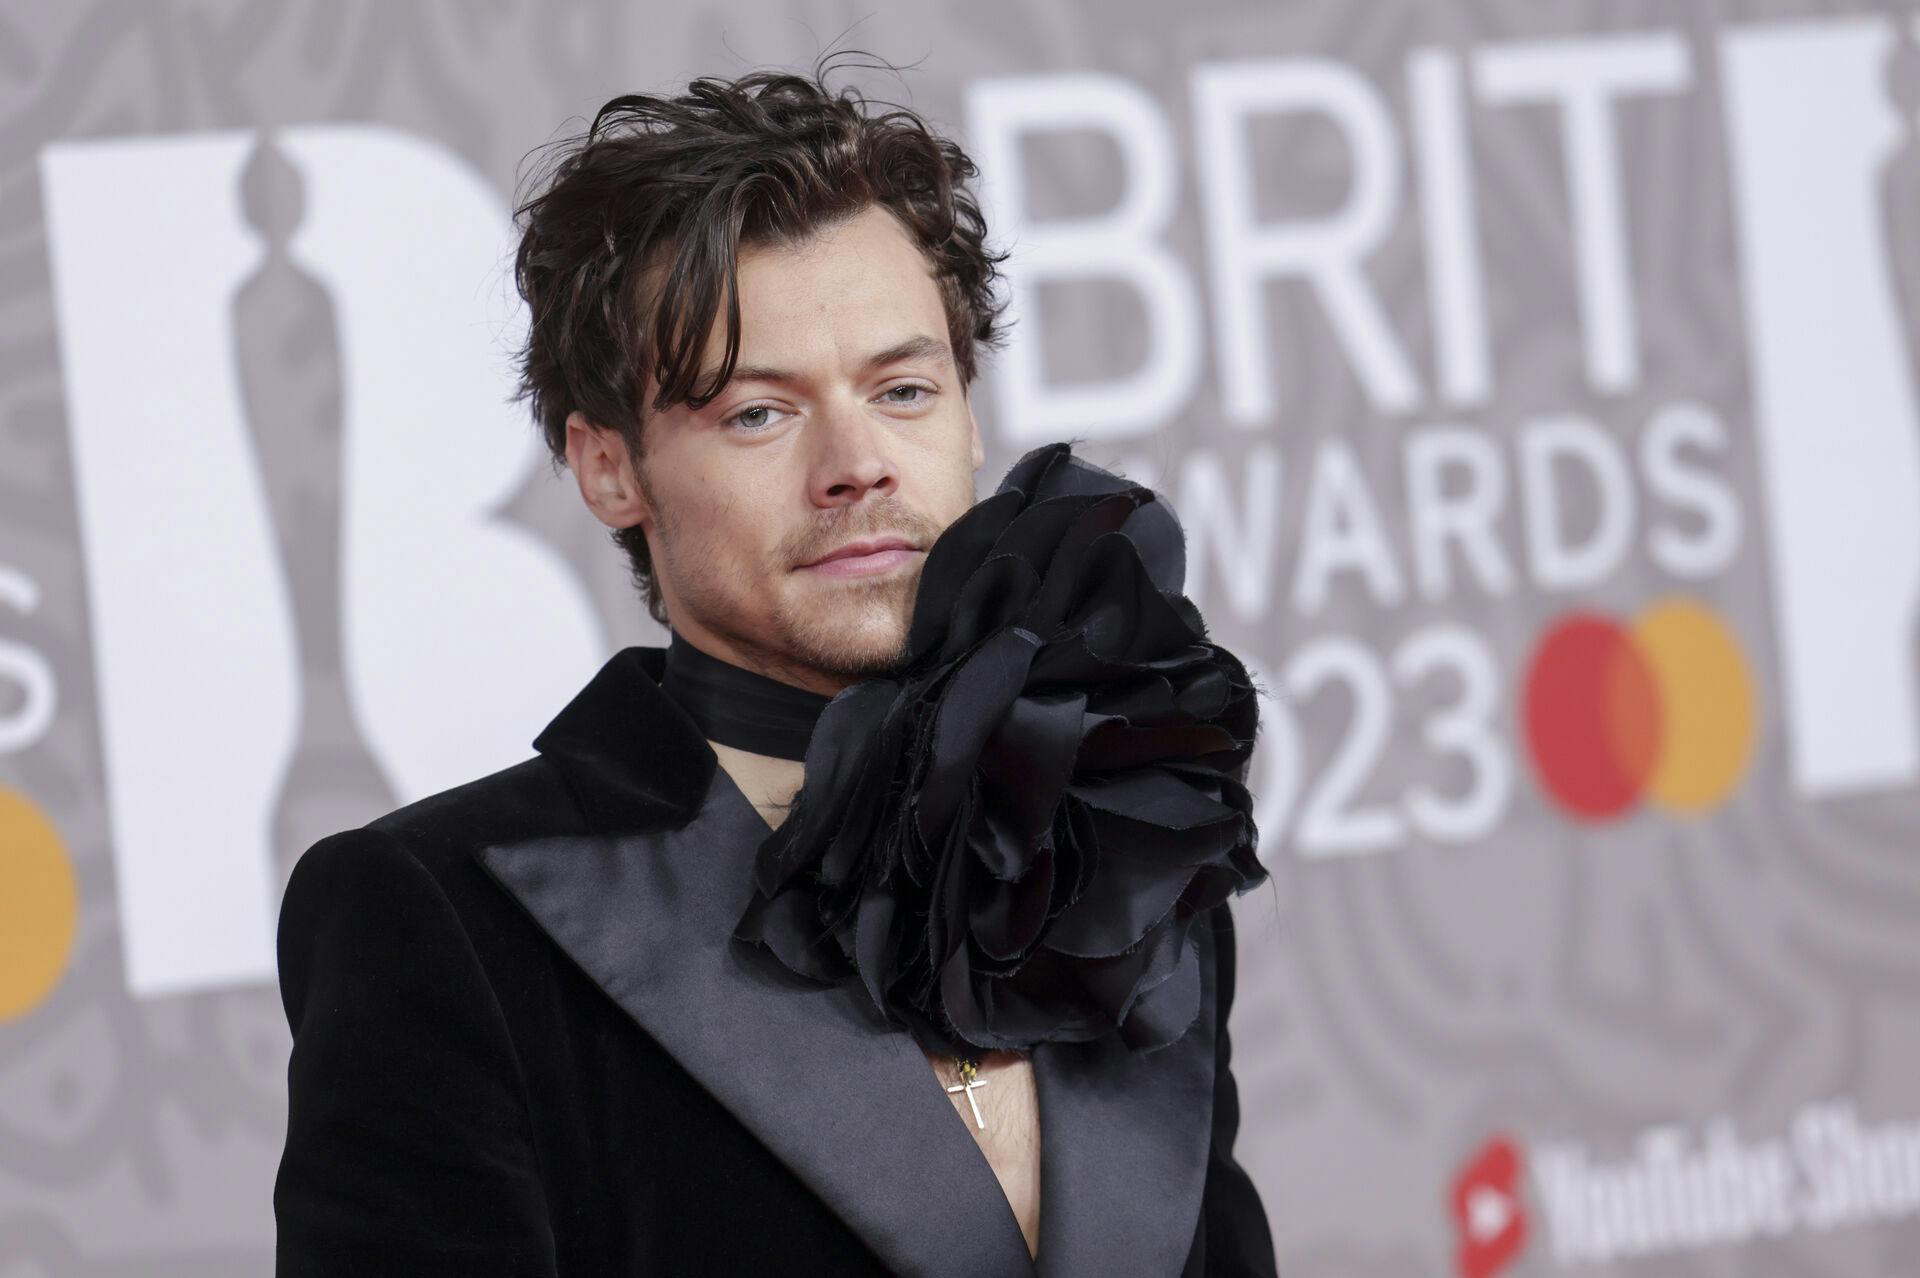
<box><xmin>882</xmin><ymin>384</ymin><xmax>935</xmax><ymax>407</ymax></box>
<box><xmin>728</xmin><ymin>404</ymin><xmax>782</xmax><ymax>431</ymax></box>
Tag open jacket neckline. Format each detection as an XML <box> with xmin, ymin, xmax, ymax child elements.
<box><xmin>474</xmin><ymin>645</ymin><xmax>1221</xmax><ymax>1278</ymax></box>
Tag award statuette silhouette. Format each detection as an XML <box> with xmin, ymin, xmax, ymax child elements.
<box><xmin>234</xmin><ymin>134</ymin><xmax>397</xmax><ymax>875</ymax></box>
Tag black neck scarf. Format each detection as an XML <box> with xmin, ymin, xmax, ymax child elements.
<box><xmin>659</xmin><ymin>631</ymin><xmax>832</xmax><ymax>762</ymax></box>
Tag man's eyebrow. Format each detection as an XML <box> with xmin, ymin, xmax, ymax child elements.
<box><xmin>861</xmin><ymin>334</ymin><xmax>954</xmax><ymax>372</ymax></box>
<box><xmin>699</xmin><ymin>334</ymin><xmax>954</xmax><ymax>393</ymax></box>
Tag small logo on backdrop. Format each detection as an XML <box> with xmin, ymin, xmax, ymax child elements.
<box><xmin>1521</xmin><ymin>597</ymin><xmax>1758</xmax><ymax>822</ymax></box>
<box><xmin>1452</xmin><ymin>1135</ymin><xmax>1528</xmax><ymax>1278</ymax></box>
<box><xmin>1459</xmin><ymin>1100</ymin><xmax>1920</xmax><ymax>1270</ymax></box>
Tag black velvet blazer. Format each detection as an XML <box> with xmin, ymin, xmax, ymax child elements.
<box><xmin>274</xmin><ymin>645</ymin><xmax>1279</xmax><ymax>1276</ymax></box>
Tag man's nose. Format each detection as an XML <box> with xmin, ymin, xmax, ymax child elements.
<box><xmin>808</xmin><ymin>400</ymin><xmax>898</xmax><ymax>508</ymax></box>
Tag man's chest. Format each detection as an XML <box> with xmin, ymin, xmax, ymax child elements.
<box><xmin>923</xmin><ymin>1047</ymin><xmax>1043</xmax><ymax>1260</ymax></box>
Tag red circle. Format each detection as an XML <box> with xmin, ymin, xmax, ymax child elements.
<box><xmin>1523</xmin><ymin>614</ymin><xmax>1662</xmax><ymax>820</ymax></box>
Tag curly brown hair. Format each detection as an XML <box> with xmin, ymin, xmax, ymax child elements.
<box><xmin>510</xmin><ymin>57</ymin><xmax>1009</xmax><ymax>624</ymax></box>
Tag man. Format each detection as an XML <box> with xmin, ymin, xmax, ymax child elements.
<box><xmin>273</xmin><ymin>64</ymin><xmax>1278</xmax><ymax>1277</ymax></box>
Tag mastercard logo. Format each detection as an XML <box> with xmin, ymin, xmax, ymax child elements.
<box><xmin>1521</xmin><ymin>597</ymin><xmax>1758</xmax><ymax>821</ymax></box>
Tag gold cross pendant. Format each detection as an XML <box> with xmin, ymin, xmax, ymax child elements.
<box><xmin>946</xmin><ymin>1056</ymin><xmax>989</xmax><ymax>1130</ymax></box>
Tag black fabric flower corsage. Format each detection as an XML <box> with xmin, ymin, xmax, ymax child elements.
<box><xmin>732</xmin><ymin>442</ymin><xmax>1269</xmax><ymax>1058</ymax></box>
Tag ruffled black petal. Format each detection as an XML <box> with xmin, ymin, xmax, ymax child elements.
<box><xmin>732</xmin><ymin>442</ymin><xmax>1270</xmax><ymax>1057</ymax></box>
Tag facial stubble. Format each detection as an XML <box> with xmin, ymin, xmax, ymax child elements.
<box><xmin>641</xmin><ymin>460</ymin><xmax>945</xmax><ymax>683</ymax></box>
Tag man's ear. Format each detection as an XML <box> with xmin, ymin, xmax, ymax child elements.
<box><xmin>564</xmin><ymin>410</ymin><xmax>651</xmax><ymax>532</ymax></box>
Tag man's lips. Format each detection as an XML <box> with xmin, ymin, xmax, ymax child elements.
<box><xmin>804</xmin><ymin>535</ymin><xmax>917</xmax><ymax>566</ymax></box>
<box><xmin>799</xmin><ymin>536</ymin><xmax>923</xmax><ymax>578</ymax></box>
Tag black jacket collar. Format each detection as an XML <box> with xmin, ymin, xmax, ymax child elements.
<box><xmin>481</xmin><ymin>646</ymin><xmax>1219</xmax><ymax>1278</ymax></box>
<box><xmin>528</xmin><ymin>645</ymin><xmax>714</xmax><ymax>833</ymax></box>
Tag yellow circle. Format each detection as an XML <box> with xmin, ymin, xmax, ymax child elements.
<box><xmin>1631</xmin><ymin>597</ymin><xmax>1758</xmax><ymax>814</ymax></box>
<box><xmin>0</xmin><ymin>783</ymin><xmax>78</xmax><ymax>1020</ymax></box>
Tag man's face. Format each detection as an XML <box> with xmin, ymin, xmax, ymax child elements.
<box><xmin>574</xmin><ymin>204</ymin><xmax>986</xmax><ymax>695</ymax></box>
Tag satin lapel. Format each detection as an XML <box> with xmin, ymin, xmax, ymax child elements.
<box><xmin>476</xmin><ymin>763</ymin><xmax>1037</xmax><ymax>1278</ymax></box>
<box><xmin>1032</xmin><ymin>920</ymin><xmax>1218</xmax><ymax>1278</ymax></box>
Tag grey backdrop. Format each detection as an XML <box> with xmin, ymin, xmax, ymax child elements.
<box><xmin>4</xmin><ymin>2</ymin><xmax>1920</xmax><ymax>1275</ymax></box>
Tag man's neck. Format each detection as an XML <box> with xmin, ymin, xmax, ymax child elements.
<box><xmin>709</xmin><ymin>738</ymin><xmax>805</xmax><ymax>832</ymax></box>
<box><xmin>672</xmin><ymin>621</ymin><xmax>857</xmax><ymax>699</ymax></box>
